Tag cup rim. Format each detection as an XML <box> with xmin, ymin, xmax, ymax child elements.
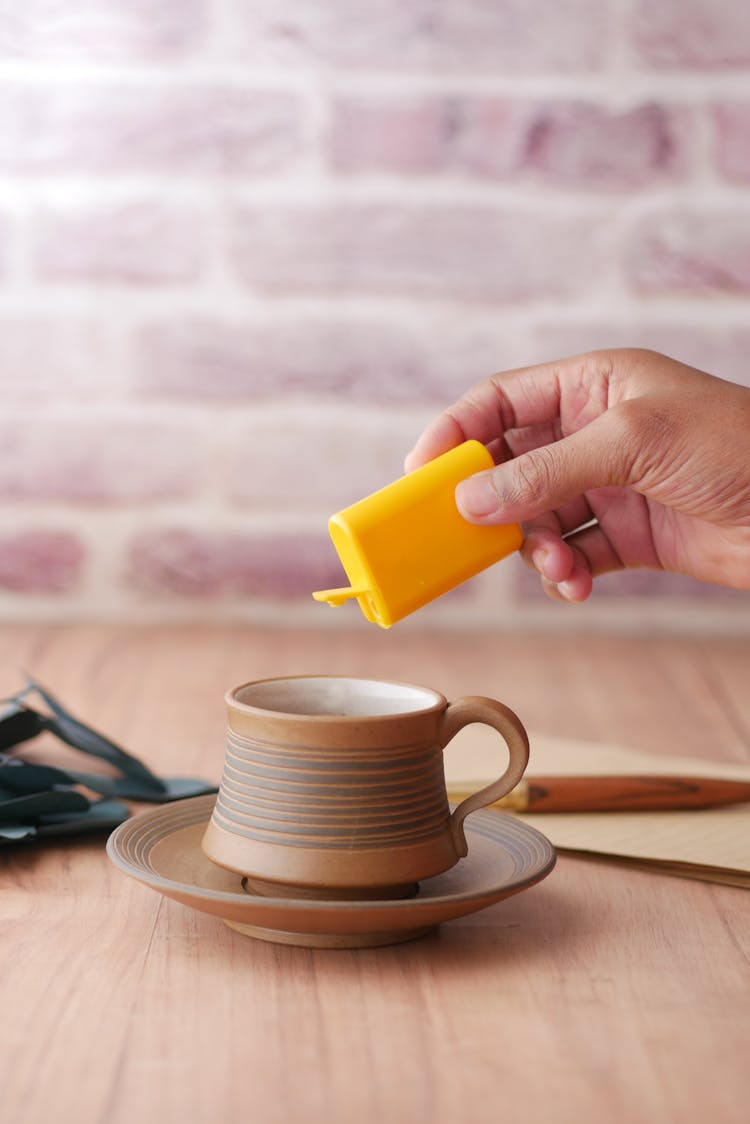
<box><xmin>225</xmin><ymin>675</ymin><xmax>446</xmax><ymax>722</ymax></box>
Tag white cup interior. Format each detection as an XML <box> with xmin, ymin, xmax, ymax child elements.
<box><xmin>233</xmin><ymin>677</ymin><xmax>442</xmax><ymax>718</ymax></box>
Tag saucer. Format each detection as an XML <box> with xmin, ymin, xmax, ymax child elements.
<box><xmin>107</xmin><ymin>795</ymin><xmax>556</xmax><ymax>948</ymax></box>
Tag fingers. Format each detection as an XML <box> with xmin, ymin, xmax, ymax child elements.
<box><xmin>405</xmin><ymin>351</ymin><xmax>616</xmax><ymax>472</ymax></box>
<box><xmin>404</xmin><ymin>412</ymin><xmax>468</xmax><ymax>474</ymax></box>
<box><xmin>456</xmin><ymin>411</ymin><xmax>631</xmax><ymax>525</ymax></box>
<box><xmin>519</xmin><ymin>504</ymin><xmax>588</xmax><ymax>585</ymax></box>
<box><xmin>405</xmin><ymin>359</ymin><xmax>564</xmax><ymax>472</ymax></box>
<box><xmin>522</xmin><ymin>523</ymin><xmax>577</xmax><ymax>586</ymax></box>
<box><xmin>522</xmin><ymin>526</ymin><xmax>594</xmax><ymax>602</ymax></box>
<box><xmin>403</xmin><ymin>387</ymin><xmax>508</xmax><ymax>473</ymax></box>
<box><xmin>542</xmin><ymin>564</ymin><xmax>594</xmax><ymax>603</ymax></box>
<box><xmin>523</xmin><ymin>521</ymin><xmax>627</xmax><ymax>603</ymax></box>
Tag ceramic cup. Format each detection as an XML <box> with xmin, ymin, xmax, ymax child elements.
<box><xmin>201</xmin><ymin>675</ymin><xmax>529</xmax><ymax>900</ymax></box>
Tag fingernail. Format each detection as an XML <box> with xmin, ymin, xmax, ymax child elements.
<box><xmin>531</xmin><ymin>547</ymin><xmax>551</xmax><ymax>578</ymax></box>
<box><xmin>456</xmin><ymin>474</ymin><xmax>499</xmax><ymax>518</ymax></box>
<box><xmin>557</xmin><ymin>580</ymin><xmax>576</xmax><ymax>602</ymax></box>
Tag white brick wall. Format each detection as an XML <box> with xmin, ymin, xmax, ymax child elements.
<box><xmin>0</xmin><ymin>0</ymin><xmax>748</xmax><ymax>633</ymax></box>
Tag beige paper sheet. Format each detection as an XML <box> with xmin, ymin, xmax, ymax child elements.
<box><xmin>444</xmin><ymin>729</ymin><xmax>750</xmax><ymax>887</ymax></box>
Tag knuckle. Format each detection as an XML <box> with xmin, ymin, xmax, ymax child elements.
<box><xmin>609</xmin><ymin>398</ymin><xmax>676</xmax><ymax>484</ymax></box>
<box><xmin>581</xmin><ymin>349</ymin><xmax>616</xmax><ymax>385</ymax></box>
<box><xmin>510</xmin><ymin>445</ymin><xmax>559</xmax><ymax>502</ymax></box>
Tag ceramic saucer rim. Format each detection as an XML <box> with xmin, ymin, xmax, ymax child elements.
<box><xmin>107</xmin><ymin>794</ymin><xmax>556</xmax><ymax>914</ymax></box>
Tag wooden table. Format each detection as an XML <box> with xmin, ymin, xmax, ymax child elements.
<box><xmin>1</xmin><ymin>624</ymin><xmax>748</xmax><ymax>1124</ymax></box>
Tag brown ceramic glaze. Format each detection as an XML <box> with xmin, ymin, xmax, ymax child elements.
<box><xmin>200</xmin><ymin>676</ymin><xmax>530</xmax><ymax>899</ymax></box>
<box><xmin>107</xmin><ymin>794</ymin><xmax>556</xmax><ymax>948</ymax></box>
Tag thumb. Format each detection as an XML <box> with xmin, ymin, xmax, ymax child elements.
<box><xmin>456</xmin><ymin>412</ymin><xmax>632</xmax><ymax>523</ymax></box>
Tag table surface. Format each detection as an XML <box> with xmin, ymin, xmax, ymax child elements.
<box><xmin>1</xmin><ymin>623</ymin><xmax>748</xmax><ymax>1124</ymax></box>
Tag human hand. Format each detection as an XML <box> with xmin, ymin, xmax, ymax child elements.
<box><xmin>405</xmin><ymin>349</ymin><xmax>750</xmax><ymax>601</ymax></box>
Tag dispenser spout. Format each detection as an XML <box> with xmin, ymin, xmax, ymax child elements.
<box><xmin>312</xmin><ymin>586</ymin><xmax>367</xmax><ymax>608</ymax></box>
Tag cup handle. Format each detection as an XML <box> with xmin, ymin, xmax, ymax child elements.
<box><xmin>439</xmin><ymin>696</ymin><xmax>530</xmax><ymax>857</ymax></box>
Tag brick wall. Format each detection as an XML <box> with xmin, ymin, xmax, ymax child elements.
<box><xmin>0</xmin><ymin>0</ymin><xmax>749</xmax><ymax>633</ymax></box>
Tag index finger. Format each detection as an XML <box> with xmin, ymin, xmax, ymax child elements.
<box><xmin>405</xmin><ymin>353</ymin><xmax>602</xmax><ymax>472</ymax></box>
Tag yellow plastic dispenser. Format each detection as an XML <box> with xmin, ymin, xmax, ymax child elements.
<box><xmin>313</xmin><ymin>440</ymin><xmax>523</xmax><ymax>628</ymax></box>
